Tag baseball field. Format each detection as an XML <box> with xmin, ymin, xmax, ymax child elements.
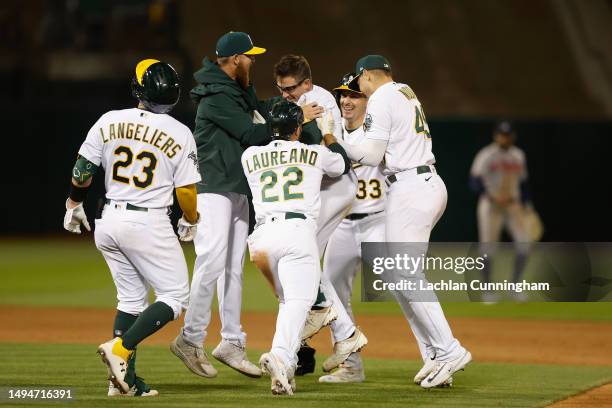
<box><xmin>1</xmin><ymin>238</ymin><xmax>611</xmax><ymax>407</ymax></box>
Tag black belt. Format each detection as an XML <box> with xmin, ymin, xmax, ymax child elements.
<box><xmin>105</xmin><ymin>199</ymin><xmax>148</xmax><ymax>212</ymax></box>
<box><xmin>345</xmin><ymin>210</ymin><xmax>384</xmax><ymax>221</ymax></box>
<box><xmin>284</xmin><ymin>212</ymin><xmax>306</xmax><ymax>220</ymax></box>
<box><xmin>386</xmin><ymin>165</ymin><xmax>431</xmax><ymax>186</ymax></box>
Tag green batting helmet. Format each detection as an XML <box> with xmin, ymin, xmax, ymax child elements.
<box><xmin>131</xmin><ymin>59</ymin><xmax>180</xmax><ymax>114</ymax></box>
<box><xmin>269</xmin><ymin>100</ymin><xmax>304</xmax><ymax>140</ymax></box>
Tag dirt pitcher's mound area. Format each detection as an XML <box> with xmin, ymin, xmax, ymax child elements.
<box><xmin>1</xmin><ymin>305</ymin><xmax>612</xmax><ymax>367</ymax></box>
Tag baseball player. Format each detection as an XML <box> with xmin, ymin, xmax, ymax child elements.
<box><xmin>171</xmin><ymin>31</ymin><xmax>276</xmax><ymax>379</ymax></box>
<box><xmin>338</xmin><ymin>55</ymin><xmax>472</xmax><ymax>388</ymax></box>
<box><xmin>273</xmin><ymin>55</ymin><xmax>367</xmax><ymax>373</ymax></box>
<box><xmin>317</xmin><ymin>73</ymin><xmax>386</xmax><ymax>383</ymax></box>
<box><xmin>243</xmin><ymin>100</ymin><xmax>351</xmax><ymax>395</ymax></box>
<box><xmin>63</xmin><ymin>59</ymin><xmax>201</xmax><ymax>396</ymax></box>
<box><xmin>470</xmin><ymin>121</ymin><xmax>533</xmax><ymax>302</ymax></box>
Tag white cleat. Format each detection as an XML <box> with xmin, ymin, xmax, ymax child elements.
<box><xmin>319</xmin><ymin>363</ymin><xmax>365</xmax><ymax>383</ymax></box>
<box><xmin>414</xmin><ymin>353</ymin><xmax>437</xmax><ymax>384</ymax></box>
<box><xmin>259</xmin><ymin>352</ymin><xmax>293</xmax><ymax>395</ymax></box>
<box><xmin>97</xmin><ymin>338</ymin><xmax>133</xmax><ymax>394</ymax></box>
<box><xmin>212</xmin><ymin>339</ymin><xmax>262</xmax><ymax>378</ymax></box>
<box><xmin>420</xmin><ymin>350</ymin><xmax>472</xmax><ymax>389</ymax></box>
<box><xmin>300</xmin><ymin>306</ymin><xmax>338</xmax><ymax>341</ymax></box>
<box><xmin>170</xmin><ymin>334</ymin><xmax>218</xmax><ymax>378</ymax></box>
<box><xmin>322</xmin><ymin>329</ymin><xmax>368</xmax><ymax>372</ymax></box>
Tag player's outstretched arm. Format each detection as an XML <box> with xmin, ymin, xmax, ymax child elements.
<box><xmin>175</xmin><ymin>183</ymin><xmax>200</xmax><ymax>242</ymax></box>
<box><xmin>337</xmin><ymin>137</ymin><xmax>387</xmax><ymax>167</ymax></box>
<box><xmin>64</xmin><ymin>155</ymin><xmax>96</xmax><ymax>234</ymax></box>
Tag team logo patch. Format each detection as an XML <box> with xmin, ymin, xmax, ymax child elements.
<box><xmin>363</xmin><ymin>113</ymin><xmax>373</xmax><ymax>131</ymax></box>
<box><xmin>188</xmin><ymin>151</ymin><xmax>199</xmax><ymax>170</ymax></box>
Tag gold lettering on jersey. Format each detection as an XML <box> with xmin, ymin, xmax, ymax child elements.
<box><xmin>154</xmin><ymin>131</ymin><xmax>165</xmax><ymax>149</ymax></box>
<box><xmin>126</xmin><ymin>122</ymin><xmax>134</xmax><ymax>139</ymax></box>
<box><xmin>103</xmin><ymin>123</ymin><xmax>183</xmax><ymax>159</ymax></box>
<box><xmin>245</xmin><ymin>147</ymin><xmax>320</xmax><ymax>174</ymax></box>
<box><xmin>134</xmin><ymin>124</ymin><xmax>143</xmax><ymax>141</ymax></box>
<box><xmin>168</xmin><ymin>144</ymin><xmax>181</xmax><ymax>158</ymax></box>
<box><xmin>270</xmin><ymin>151</ymin><xmax>279</xmax><ymax>167</ymax></box>
<box><xmin>117</xmin><ymin>122</ymin><xmax>126</xmax><ymax>138</ymax></box>
<box><xmin>160</xmin><ymin>136</ymin><xmax>175</xmax><ymax>155</ymax></box>
<box><xmin>252</xmin><ymin>155</ymin><xmax>261</xmax><ymax>171</ymax></box>
<box><xmin>101</xmin><ymin>128</ymin><xmax>109</xmax><ymax>143</ymax></box>
<box><xmin>398</xmin><ymin>86</ymin><xmax>417</xmax><ymax>100</ymax></box>
<box><xmin>142</xmin><ymin>126</ymin><xmax>151</xmax><ymax>143</ymax></box>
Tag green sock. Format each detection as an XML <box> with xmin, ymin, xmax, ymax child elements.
<box><xmin>113</xmin><ymin>310</ymin><xmax>139</xmax><ymax>385</ymax></box>
<box><xmin>312</xmin><ymin>285</ymin><xmax>327</xmax><ymax>309</ymax></box>
<box><xmin>121</xmin><ymin>302</ymin><xmax>174</xmax><ymax>350</ymax></box>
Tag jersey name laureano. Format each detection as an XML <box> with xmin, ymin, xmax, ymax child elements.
<box><xmin>244</xmin><ymin>145</ymin><xmax>320</xmax><ymax>174</ymax></box>
<box><xmin>99</xmin><ymin>121</ymin><xmax>183</xmax><ymax>158</ymax></box>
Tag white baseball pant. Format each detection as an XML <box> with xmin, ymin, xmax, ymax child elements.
<box><xmin>248</xmin><ymin>217</ymin><xmax>320</xmax><ymax>370</ymax></box>
<box><xmin>385</xmin><ymin>168</ymin><xmax>466</xmax><ymax>363</ymax></box>
<box><xmin>182</xmin><ymin>192</ymin><xmax>249</xmax><ymax>346</ymax></box>
<box><xmin>317</xmin><ymin>173</ymin><xmax>359</xmax><ymax>342</ymax></box>
<box><xmin>94</xmin><ymin>203</ymin><xmax>189</xmax><ymax>319</ymax></box>
<box><xmin>323</xmin><ymin>211</ymin><xmax>385</xmax><ymax>369</ymax></box>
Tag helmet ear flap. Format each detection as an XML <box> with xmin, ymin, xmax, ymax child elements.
<box><xmin>131</xmin><ymin>76</ymin><xmax>144</xmax><ymax>101</ymax></box>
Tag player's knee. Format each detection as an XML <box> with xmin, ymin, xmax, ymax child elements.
<box><xmin>117</xmin><ymin>298</ymin><xmax>148</xmax><ymax>316</ymax></box>
<box><xmin>156</xmin><ymin>287</ymin><xmax>189</xmax><ymax>320</ymax></box>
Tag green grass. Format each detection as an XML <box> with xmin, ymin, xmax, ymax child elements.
<box><xmin>2</xmin><ymin>238</ymin><xmax>612</xmax><ymax>320</ymax></box>
<box><xmin>0</xmin><ymin>343</ymin><xmax>609</xmax><ymax>408</ymax></box>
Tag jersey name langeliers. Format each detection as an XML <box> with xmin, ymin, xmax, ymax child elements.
<box><xmin>364</xmin><ymin>82</ymin><xmax>435</xmax><ymax>175</ymax></box>
<box><xmin>343</xmin><ymin>123</ymin><xmax>385</xmax><ymax>214</ymax></box>
<box><xmin>78</xmin><ymin>108</ymin><xmax>200</xmax><ymax>208</ymax></box>
<box><xmin>242</xmin><ymin>140</ymin><xmax>345</xmax><ymax>224</ymax></box>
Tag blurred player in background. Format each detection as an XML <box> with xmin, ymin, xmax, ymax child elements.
<box><xmin>470</xmin><ymin>121</ymin><xmax>541</xmax><ymax>302</ymax></box>
<box><xmin>318</xmin><ymin>73</ymin><xmax>386</xmax><ymax>383</ymax></box>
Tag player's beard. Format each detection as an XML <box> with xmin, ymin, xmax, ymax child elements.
<box><xmin>236</xmin><ymin>63</ymin><xmax>250</xmax><ymax>89</ymax></box>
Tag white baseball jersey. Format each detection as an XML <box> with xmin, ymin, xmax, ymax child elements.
<box><xmin>470</xmin><ymin>143</ymin><xmax>527</xmax><ymax>200</ymax></box>
<box><xmin>364</xmin><ymin>82</ymin><xmax>435</xmax><ymax>175</ymax></box>
<box><xmin>343</xmin><ymin>123</ymin><xmax>386</xmax><ymax>214</ymax></box>
<box><xmin>242</xmin><ymin>140</ymin><xmax>346</xmax><ymax>224</ymax></box>
<box><xmin>297</xmin><ymin>84</ymin><xmax>343</xmax><ymax>140</ymax></box>
<box><xmin>78</xmin><ymin>108</ymin><xmax>201</xmax><ymax>208</ymax></box>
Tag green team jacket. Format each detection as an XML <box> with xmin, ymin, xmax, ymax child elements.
<box><xmin>190</xmin><ymin>58</ymin><xmax>323</xmax><ymax>195</ymax></box>
<box><xmin>191</xmin><ymin>57</ymin><xmax>272</xmax><ymax>195</ymax></box>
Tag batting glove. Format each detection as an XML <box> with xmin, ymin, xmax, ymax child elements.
<box><xmin>316</xmin><ymin>111</ymin><xmax>335</xmax><ymax>136</ymax></box>
<box><xmin>177</xmin><ymin>213</ymin><xmax>200</xmax><ymax>242</ymax></box>
<box><xmin>63</xmin><ymin>199</ymin><xmax>91</xmax><ymax>234</ymax></box>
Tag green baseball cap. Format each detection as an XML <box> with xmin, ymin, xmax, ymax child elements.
<box><xmin>355</xmin><ymin>55</ymin><xmax>391</xmax><ymax>75</ymax></box>
<box><xmin>216</xmin><ymin>31</ymin><xmax>266</xmax><ymax>57</ymax></box>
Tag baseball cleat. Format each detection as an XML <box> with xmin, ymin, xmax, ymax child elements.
<box><xmin>212</xmin><ymin>339</ymin><xmax>262</xmax><ymax>378</ymax></box>
<box><xmin>300</xmin><ymin>306</ymin><xmax>338</xmax><ymax>341</ymax></box>
<box><xmin>322</xmin><ymin>328</ymin><xmax>368</xmax><ymax>372</ymax></box>
<box><xmin>318</xmin><ymin>363</ymin><xmax>365</xmax><ymax>383</ymax></box>
<box><xmin>295</xmin><ymin>343</ymin><xmax>316</xmax><ymax>376</ymax></box>
<box><xmin>420</xmin><ymin>350</ymin><xmax>472</xmax><ymax>389</ymax></box>
<box><xmin>170</xmin><ymin>334</ymin><xmax>218</xmax><ymax>378</ymax></box>
<box><xmin>107</xmin><ymin>379</ymin><xmax>159</xmax><ymax>397</ymax></box>
<box><xmin>97</xmin><ymin>337</ymin><xmax>133</xmax><ymax>394</ymax></box>
<box><xmin>414</xmin><ymin>353</ymin><xmax>437</xmax><ymax>384</ymax></box>
<box><xmin>259</xmin><ymin>352</ymin><xmax>293</xmax><ymax>395</ymax></box>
